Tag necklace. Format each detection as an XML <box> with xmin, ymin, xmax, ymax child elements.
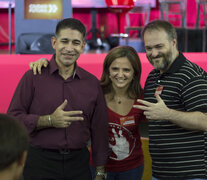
<box><xmin>118</xmin><ymin>98</ymin><xmax>121</xmax><ymax>104</ymax></box>
<box><xmin>112</xmin><ymin>95</ymin><xmax>125</xmax><ymax>104</ymax></box>
<box><xmin>116</xmin><ymin>97</ymin><xmax>122</xmax><ymax>104</ymax></box>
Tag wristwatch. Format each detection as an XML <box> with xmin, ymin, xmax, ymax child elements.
<box><xmin>96</xmin><ymin>171</ymin><xmax>107</xmax><ymax>179</ymax></box>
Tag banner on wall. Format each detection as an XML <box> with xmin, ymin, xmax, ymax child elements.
<box><xmin>24</xmin><ymin>0</ymin><xmax>63</xmax><ymax>19</ymax></box>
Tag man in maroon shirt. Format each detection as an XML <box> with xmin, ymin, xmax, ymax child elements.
<box><xmin>7</xmin><ymin>18</ymin><xmax>109</xmax><ymax>180</ymax></box>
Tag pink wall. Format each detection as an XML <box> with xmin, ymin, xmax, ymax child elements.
<box><xmin>0</xmin><ymin>53</ymin><xmax>207</xmax><ymax>113</ymax></box>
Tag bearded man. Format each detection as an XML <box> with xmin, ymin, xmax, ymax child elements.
<box><xmin>134</xmin><ymin>20</ymin><xmax>207</xmax><ymax>180</ymax></box>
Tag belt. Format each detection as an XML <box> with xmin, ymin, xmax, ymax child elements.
<box><xmin>31</xmin><ymin>146</ymin><xmax>83</xmax><ymax>155</ymax></box>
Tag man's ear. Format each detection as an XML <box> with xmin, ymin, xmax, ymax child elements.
<box><xmin>18</xmin><ymin>151</ymin><xmax>27</xmax><ymax>167</ymax></box>
<box><xmin>13</xmin><ymin>151</ymin><xmax>27</xmax><ymax>180</ymax></box>
<box><xmin>172</xmin><ymin>38</ymin><xmax>177</xmax><ymax>47</ymax></box>
<box><xmin>51</xmin><ymin>36</ymin><xmax>56</xmax><ymax>50</ymax></box>
<box><xmin>81</xmin><ymin>41</ymin><xmax>86</xmax><ymax>53</ymax></box>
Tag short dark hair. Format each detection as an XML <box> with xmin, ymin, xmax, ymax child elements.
<box><xmin>101</xmin><ymin>46</ymin><xmax>143</xmax><ymax>99</ymax></box>
<box><xmin>0</xmin><ymin>114</ymin><xmax>29</xmax><ymax>171</ymax></box>
<box><xmin>142</xmin><ymin>20</ymin><xmax>177</xmax><ymax>41</ymax></box>
<box><xmin>55</xmin><ymin>18</ymin><xmax>86</xmax><ymax>40</ymax></box>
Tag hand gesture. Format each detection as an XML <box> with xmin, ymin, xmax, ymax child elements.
<box><xmin>110</xmin><ymin>128</ymin><xmax>129</xmax><ymax>160</ymax></box>
<box><xmin>133</xmin><ymin>94</ymin><xmax>170</xmax><ymax>120</ymax></box>
<box><xmin>51</xmin><ymin>99</ymin><xmax>84</xmax><ymax>128</ymax></box>
<box><xmin>29</xmin><ymin>58</ymin><xmax>49</xmax><ymax>75</ymax></box>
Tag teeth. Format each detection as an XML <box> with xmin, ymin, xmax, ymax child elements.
<box><xmin>62</xmin><ymin>53</ymin><xmax>74</xmax><ymax>56</ymax></box>
<box><xmin>116</xmin><ymin>79</ymin><xmax>125</xmax><ymax>83</ymax></box>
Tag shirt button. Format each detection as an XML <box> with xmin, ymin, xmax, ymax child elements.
<box><xmin>158</xmin><ymin>80</ymin><xmax>161</xmax><ymax>83</ymax></box>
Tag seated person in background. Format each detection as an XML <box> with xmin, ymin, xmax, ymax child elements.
<box><xmin>29</xmin><ymin>45</ymin><xmax>146</xmax><ymax>180</ymax></box>
<box><xmin>0</xmin><ymin>113</ymin><xmax>29</xmax><ymax>180</ymax></box>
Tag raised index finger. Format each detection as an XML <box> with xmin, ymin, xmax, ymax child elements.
<box><xmin>133</xmin><ymin>104</ymin><xmax>149</xmax><ymax>111</ymax></box>
<box><xmin>64</xmin><ymin>110</ymin><xmax>83</xmax><ymax>116</ymax></box>
<box><xmin>137</xmin><ymin>99</ymin><xmax>154</xmax><ymax>107</ymax></box>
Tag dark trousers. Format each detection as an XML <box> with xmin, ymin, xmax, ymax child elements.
<box><xmin>23</xmin><ymin>146</ymin><xmax>92</xmax><ymax>180</ymax></box>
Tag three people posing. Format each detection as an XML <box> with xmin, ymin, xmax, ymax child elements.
<box><xmin>9</xmin><ymin>18</ymin><xmax>207</xmax><ymax>180</ymax></box>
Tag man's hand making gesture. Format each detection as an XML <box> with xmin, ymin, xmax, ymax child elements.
<box><xmin>133</xmin><ymin>94</ymin><xmax>170</xmax><ymax>121</ymax></box>
<box><xmin>37</xmin><ymin>99</ymin><xmax>84</xmax><ymax>129</ymax></box>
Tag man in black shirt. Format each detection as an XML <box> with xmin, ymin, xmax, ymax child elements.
<box><xmin>134</xmin><ymin>20</ymin><xmax>207</xmax><ymax>180</ymax></box>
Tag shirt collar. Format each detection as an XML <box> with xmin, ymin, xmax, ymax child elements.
<box><xmin>49</xmin><ymin>54</ymin><xmax>81</xmax><ymax>79</ymax></box>
<box><xmin>154</xmin><ymin>52</ymin><xmax>186</xmax><ymax>75</ymax></box>
<box><xmin>165</xmin><ymin>52</ymin><xmax>186</xmax><ymax>74</ymax></box>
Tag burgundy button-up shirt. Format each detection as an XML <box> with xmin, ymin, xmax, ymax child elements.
<box><xmin>7</xmin><ymin>55</ymin><xmax>109</xmax><ymax>166</ymax></box>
